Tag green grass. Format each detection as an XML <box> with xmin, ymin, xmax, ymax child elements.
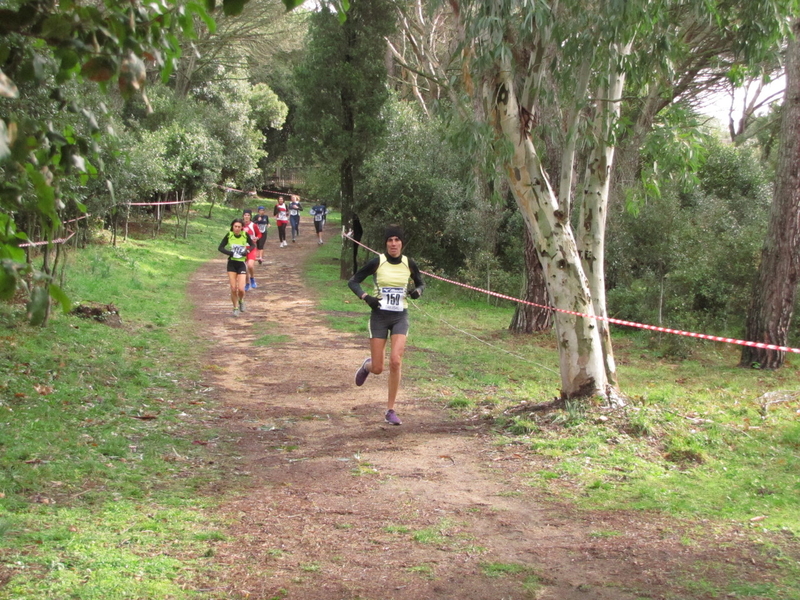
<box><xmin>253</xmin><ymin>334</ymin><xmax>292</xmax><ymax>346</ymax></box>
<box><xmin>0</xmin><ymin>201</ymin><xmax>243</xmax><ymax>598</ymax></box>
<box><xmin>5</xmin><ymin>204</ymin><xmax>800</xmax><ymax>599</ymax></box>
<box><xmin>305</xmin><ymin>234</ymin><xmax>800</xmax><ymax>598</ymax></box>
<box><xmin>480</xmin><ymin>561</ymin><xmax>529</xmax><ymax>577</ymax></box>
<box><xmin>406</xmin><ymin>563</ymin><xmax>435</xmax><ymax>578</ymax></box>
<box><xmin>411</xmin><ymin>518</ymin><xmax>456</xmax><ymax>546</ymax></box>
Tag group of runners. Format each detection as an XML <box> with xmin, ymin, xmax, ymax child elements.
<box><xmin>217</xmin><ymin>196</ymin><xmax>327</xmax><ymax>316</ymax></box>
<box><xmin>219</xmin><ymin>204</ymin><xmax>425</xmax><ymax>426</ymax></box>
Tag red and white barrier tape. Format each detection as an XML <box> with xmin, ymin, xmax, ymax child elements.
<box><xmin>214</xmin><ymin>184</ymin><xmax>258</xmax><ymax>195</ymax></box>
<box><xmin>127</xmin><ymin>200</ymin><xmax>195</xmax><ymax>206</ymax></box>
<box><xmin>261</xmin><ymin>189</ymin><xmax>293</xmax><ymax>198</ymax></box>
<box><xmin>18</xmin><ymin>230</ymin><xmax>77</xmax><ymax>248</ymax></box>
<box><xmin>342</xmin><ymin>232</ymin><xmax>800</xmax><ymax>355</ymax></box>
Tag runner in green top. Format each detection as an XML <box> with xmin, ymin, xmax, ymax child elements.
<box><xmin>218</xmin><ymin>219</ymin><xmax>255</xmax><ymax>317</ymax></box>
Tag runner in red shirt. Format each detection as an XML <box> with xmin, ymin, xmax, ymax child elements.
<box><xmin>274</xmin><ymin>197</ymin><xmax>289</xmax><ymax>248</ymax></box>
<box><xmin>242</xmin><ymin>209</ymin><xmax>262</xmax><ymax>290</ymax></box>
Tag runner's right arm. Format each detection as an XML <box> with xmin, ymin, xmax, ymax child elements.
<box><xmin>218</xmin><ymin>234</ymin><xmax>233</xmax><ymax>257</ymax></box>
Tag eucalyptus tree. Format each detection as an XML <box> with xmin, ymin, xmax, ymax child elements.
<box><xmin>387</xmin><ymin>0</ymin><xmax>795</xmax><ymax>401</ymax></box>
<box><xmin>396</xmin><ymin>0</ymin><xmax>652</xmax><ymax>400</ymax></box>
<box><xmin>611</xmin><ymin>2</ymin><xmax>791</xmax><ymax>214</ymax></box>
<box><xmin>740</xmin><ymin>17</ymin><xmax>800</xmax><ymax>369</ymax></box>
<box><xmin>386</xmin><ymin>1</ymin><xmax>553</xmax><ymax>333</ymax></box>
<box><xmin>293</xmin><ymin>1</ymin><xmax>395</xmax><ymax>279</ymax></box>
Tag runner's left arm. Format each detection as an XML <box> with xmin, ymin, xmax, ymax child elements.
<box><xmin>408</xmin><ymin>258</ymin><xmax>425</xmax><ymax>299</ymax></box>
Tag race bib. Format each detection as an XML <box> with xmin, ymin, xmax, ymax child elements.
<box><xmin>379</xmin><ymin>287</ymin><xmax>405</xmax><ymax>312</ymax></box>
<box><xmin>314</xmin><ymin>214</ymin><xmax>323</xmax><ymax>221</ymax></box>
<box><xmin>290</xmin><ymin>209</ymin><xmax>298</xmax><ymax>216</ymax></box>
<box><xmin>231</xmin><ymin>244</ymin><xmax>246</xmax><ymax>259</ymax></box>
<box><xmin>257</xmin><ymin>224</ymin><xmax>266</xmax><ymax>233</ymax></box>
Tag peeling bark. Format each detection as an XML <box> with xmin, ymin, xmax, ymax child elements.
<box><xmin>492</xmin><ymin>68</ymin><xmax>608</xmax><ymax>399</ymax></box>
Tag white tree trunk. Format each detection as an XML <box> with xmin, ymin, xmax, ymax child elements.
<box><xmin>492</xmin><ymin>68</ymin><xmax>608</xmax><ymax>399</ymax></box>
<box><xmin>577</xmin><ymin>50</ymin><xmax>629</xmax><ymax>389</ymax></box>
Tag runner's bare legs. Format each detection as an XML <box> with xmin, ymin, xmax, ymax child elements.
<box><xmin>368</xmin><ymin>334</ymin><xmax>407</xmax><ymax>411</ymax></box>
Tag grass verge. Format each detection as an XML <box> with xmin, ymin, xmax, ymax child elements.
<box><xmin>0</xmin><ymin>202</ymin><xmax>244</xmax><ymax>599</ymax></box>
<box><xmin>306</xmin><ymin>231</ymin><xmax>800</xmax><ymax>600</ymax></box>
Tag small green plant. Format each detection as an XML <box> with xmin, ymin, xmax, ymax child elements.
<box><xmin>550</xmin><ymin>399</ymin><xmax>587</xmax><ymax>426</ymax></box>
<box><xmin>627</xmin><ymin>409</ymin><xmax>656</xmax><ymax>437</ymax></box>
<box><xmin>447</xmin><ymin>396</ymin><xmax>472</xmax><ymax>408</ymax></box>
<box><xmin>194</xmin><ymin>530</ymin><xmax>227</xmax><ymax>542</ymax></box>
<box><xmin>587</xmin><ymin>479</ymin><xmax>612</xmax><ymax>491</ymax></box>
<box><xmin>275</xmin><ymin>444</ymin><xmax>300</xmax><ymax>452</ymax></box>
<box><xmin>412</xmin><ymin>519</ymin><xmax>454</xmax><ymax>545</ymax></box>
<box><xmin>300</xmin><ymin>562</ymin><xmax>321</xmax><ymax>572</ymax></box>
<box><xmin>385</xmin><ymin>524</ymin><xmax>410</xmax><ymax>534</ymax></box>
<box><xmin>254</xmin><ymin>334</ymin><xmax>292</xmax><ymax>346</ymax></box>
<box><xmin>406</xmin><ymin>564</ymin><xmax>435</xmax><ymax>578</ymax></box>
<box><xmin>663</xmin><ymin>435</ymin><xmax>705</xmax><ymax>465</ymax></box>
<box><xmin>0</xmin><ymin>518</ymin><xmax>17</xmax><ymax>539</ymax></box>
<box><xmin>589</xmin><ymin>530</ymin><xmax>621</xmax><ymax>538</ymax></box>
<box><xmin>505</xmin><ymin>416</ymin><xmax>539</xmax><ymax>435</ymax></box>
<box><xmin>351</xmin><ymin>461</ymin><xmax>379</xmax><ymax>476</ymax></box>
<box><xmin>481</xmin><ymin>562</ymin><xmax>528</xmax><ymax>577</ymax></box>
<box><xmin>522</xmin><ymin>574</ymin><xmax>542</xmax><ymax>594</ymax></box>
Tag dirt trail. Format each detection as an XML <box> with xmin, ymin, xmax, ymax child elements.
<box><xmin>186</xmin><ymin>218</ymin><xmax>758</xmax><ymax>600</ymax></box>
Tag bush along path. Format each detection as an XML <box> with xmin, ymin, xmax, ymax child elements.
<box><xmin>187</xmin><ymin>218</ymin><xmax>785</xmax><ymax>600</ymax></box>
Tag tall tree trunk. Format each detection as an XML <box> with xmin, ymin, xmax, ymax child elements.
<box><xmin>510</xmin><ymin>225</ymin><xmax>552</xmax><ymax>333</ymax></box>
<box><xmin>740</xmin><ymin>18</ymin><xmax>800</xmax><ymax>369</ymax></box>
<box><xmin>338</xmin><ymin>24</ymin><xmax>357</xmax><ymax>281</ymax></box>
<box><xmin>492</xmin><ymin>69</ymin><xmax>608</xmax><ymax>400</ymax></box>
<box><xmin>577</xmin><ymin>51</ymin><xmax>629</xmax><ymax>389</ymax></box>
<box><xmin>339</xmin><ymin>158</ymin><xmax>355</xmax><ymax>280</ymax></box>
<box><xmin>183</xmin><ymin>200</ymin><xmax>191</xmax><ymax>239</ymax></box>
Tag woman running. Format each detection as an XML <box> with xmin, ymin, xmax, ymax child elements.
<box><xmin>254</xmin><ymin>205</ymin><xmax>270</xmax><ymax>264</ymax></box>
<box><xmin>289</xmin><ymin>195</ymin><xmax>303</xmax><ymax>243</ymax></box>
<box><xmin>274</xmin><ymin>197</ymin><xmax>289</xmax><ymax>247</ymax></box>
<box><xmin>348</xmin><ymin>225</ymin><xmax>425</xmax><ymax>425</ymax></box>
<box><xmin>218</xmin><ymin>219</ymin><xmax>256</xmax><ymax>317</ymax></box>
<box><xmin>310</xmin><ymin>201</ymin><xmax>326</xmax><ymax>245</ymax></box>
<box><xmin>241</xmin><ymin>209</ymin><xmax>261</xmax><ymax>290</ymax></box>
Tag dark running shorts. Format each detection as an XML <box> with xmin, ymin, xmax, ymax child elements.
<box><xmin>314</xmin><ymin>220</ymin><xmax>323</xmax><ymax>233</ymax></box>
<box><xmin>368</xmin><ymin>309</ymin><xmax>409</xmax><ymax>339</ymax></box>
<box><xmin>256</xmin><ymin>233</ymin><xmax>267</xmax><ymax>249</ymax></box>
<box><xmin>226</xmin><ymin>259</ymin><xmax>247</xmax><ymax>274</ymax></box>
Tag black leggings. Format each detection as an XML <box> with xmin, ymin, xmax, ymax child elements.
<box><xmin>277</xmin><ymin>223</ymin><xmax>287</xmax><ymax>242</ymax></box>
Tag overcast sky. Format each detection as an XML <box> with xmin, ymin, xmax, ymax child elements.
<box><xmin>697</xmin><ymin>76</ymin><xmax>786</xmax><ymax>125</ymax></box>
